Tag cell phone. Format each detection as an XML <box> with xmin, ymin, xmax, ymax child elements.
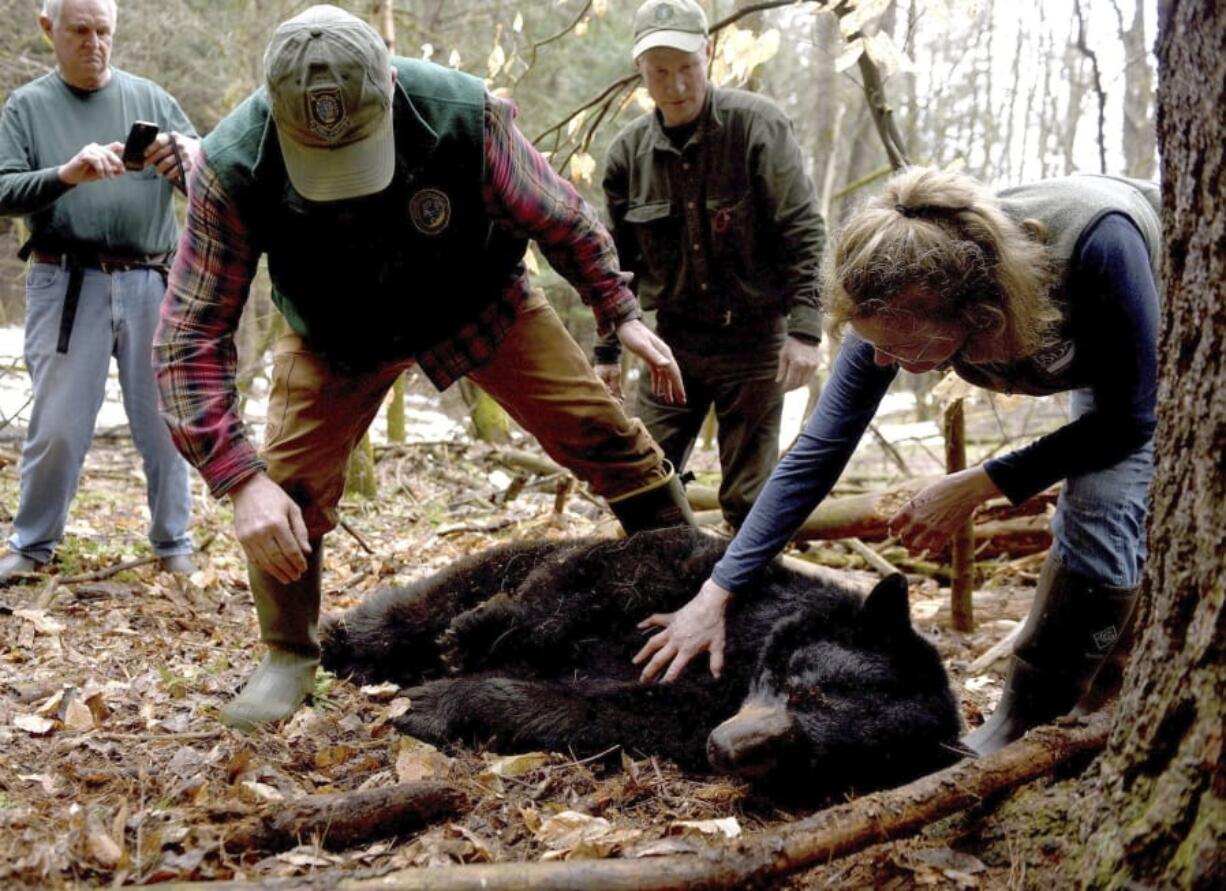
<box><xmin>122</xmin><ymin>120</ymin><xmax>159</xmax><ymax>171</ymax></box>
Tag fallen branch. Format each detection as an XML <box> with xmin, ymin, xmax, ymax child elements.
<box><xmin>968</xmin><ymin>620</ymin><xmax>1025</xmax><ymax>674</ymax></box>
<box><xmin>215</xmin><ymin>781</ymin><xmax>468</xmax><ymax>855</ymax></box>
<box><xmin>322</xmin><ymin>716</ymin><xmax>1110</xmax><ymax>890</ymax></box>
<box><xmin>155</xmin><ymin>718</ymin><xmax>1109</xmax><ymax>890</ymax></box>
<box><xmin>488</xmin><ymin>447</ymin><xmax>566</xmax><ymax>478</ymax></box>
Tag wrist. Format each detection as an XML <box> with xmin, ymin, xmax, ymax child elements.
<box><xmin>967</xmin><ymin>465</ymin><xmax>1002</xmax><ymax>499</ymax></box>
<box><xmin>700</xmin><ymin>580</ymin><xmax>733</xmax><ymax>607</ymax></box>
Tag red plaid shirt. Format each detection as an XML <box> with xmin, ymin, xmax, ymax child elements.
<box><xmin>155</xmin><ymin>95</ymin><xmax>640</xmax><ymax>498</ymax></box>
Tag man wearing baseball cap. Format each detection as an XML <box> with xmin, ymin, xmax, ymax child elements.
<box><xmin>595</xmin><ymin>0</ymin><xmax>825</xmax><ymax>536</ymax></box>
<box><xmin>154</xmin><ymin>4</ymin><xmax>694</xmax><ymax>731</ymax></box>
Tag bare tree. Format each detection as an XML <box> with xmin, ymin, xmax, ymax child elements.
<box><xmin>1111</xmin><ymin>0</ymin><xmax>1157</xmax><ymax>178</ymax></box>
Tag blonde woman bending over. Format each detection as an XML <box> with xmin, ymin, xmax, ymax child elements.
<box><xmin>633</xmin><ymin>166</ymin><xmax>1161</xmax><ymax>758</ymax></box>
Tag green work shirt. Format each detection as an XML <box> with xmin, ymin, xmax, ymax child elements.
<box><xmin>596</xmin><ymin>87</ymin><xmax>825</xmax><ymax>363</ymax></box>
<box><xmin>0</xmin><ymin>68</ymin><xmax>195</xmax><ymax>255</ymax></box>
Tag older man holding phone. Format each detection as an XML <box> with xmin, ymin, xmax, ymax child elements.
<box><xmin>0</xmin><ymin>0</ymin><xmax>198</xmax><ymax>579</ymax></box>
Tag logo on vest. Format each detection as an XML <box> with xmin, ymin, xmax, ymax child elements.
<box><xmin>712</xmin><ymin>206</ymin><xmax>732</xmax><ymax>234</ymax></box>
<box><xmin>1034</xmin><ymin>339</ymin><xmax>1075</xmax><ymax>375</ymax></box>
<box><xmin>306</xmin><ymin>86</ymin><xmax>347</xmax><ymax>139</ymax></box>
<box><xmin>409</xmin><ymin>188</ymin><xmax>451</xmax><ymax>235</ymax></box>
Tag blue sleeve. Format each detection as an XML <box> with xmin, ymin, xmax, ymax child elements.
<box><xmin>712</xmin><ymin>334</ymin><xmax>897</xmax><ymax>592</ymax></box>
<box><xmin>984</xmin><ymin>214</ymin><xmax>1159</xmax><ymax>503</ymax></box>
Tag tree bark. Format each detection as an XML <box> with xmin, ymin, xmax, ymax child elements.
<box><xmin>1073</xmin><ymin>2</ymin><xmax>1226</xmax><ymax>887</ymax></box>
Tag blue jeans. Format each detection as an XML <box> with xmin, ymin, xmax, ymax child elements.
<box><xmin>9</xmin><ymin>263</ymin><xmax>192</xmax><ymax>563</ymax></box>
<box><xmin>1051</xmin><ymin>390</ymin><xmax>1153</xmax><ymax>588</ymax></box>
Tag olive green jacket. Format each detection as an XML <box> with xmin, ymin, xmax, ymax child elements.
<box><xmin>595</xmin><ymin>87</ymin><xmax>824</xmax><ymax>363</ymax></box>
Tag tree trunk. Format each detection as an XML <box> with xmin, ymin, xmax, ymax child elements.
<box><xmin>459</xmin><ymin>380</ymin><xmax>512</xmax><ymax>444</ymax></box>
<box><xmin>1116</xmin><ymin>0</ymin><xmax>1156</xmax><ymax>179</ymax></box>
<box><xmin>1074</xmin><ymin>2</ymin><xmax>1226</xmax><ymax>886</ymax></box>
<box><xmin>345</xmin><ymin>433</ymin><xmax>378</xmax><ymax>498</ymax></box>
<box><xmin>943</xmin><ymin>398</ymin><xmax>974</xmax><ymax>631</ymax></box>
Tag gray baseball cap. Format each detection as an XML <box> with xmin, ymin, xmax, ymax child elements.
<box><xmin>264</xmin><ymin>4</ymin><xmax>394</xmax><ymax>202</ymax></box>
<box><xmin>632</xmin><ymin>0</ymin><xmax>709</xmax><ymax>60</ymax></box>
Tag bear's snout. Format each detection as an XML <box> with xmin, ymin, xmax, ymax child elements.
<box><xmin>707</xmin><ymin>703</ymin><xmax>797</xmax><ymax>779</ymax></box>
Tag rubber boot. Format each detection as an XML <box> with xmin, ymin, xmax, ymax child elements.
<box><xmin>606</xmin><ymin>463</ymin><xmax>696</xmax><ymax>533</ymax></box>
<box><xmin>220</xmin><ymin>540</ymin><xmax>323</xmax><ymax>731</ymax></box>
<box><xmin>1071</xmin><ymin>584</ymin><xmax>1141</xmax><ymax>717</ymax></box>
<box><xmin>962</xmin><ymin>554</ymin><xmax>1139</xmax><ymax>756</ymax></box>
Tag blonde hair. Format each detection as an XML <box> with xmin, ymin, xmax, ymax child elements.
<box><xmin>823</xmin><ymin>167</ymin><xmax>1061</xmax><ymax>360</ymax></box>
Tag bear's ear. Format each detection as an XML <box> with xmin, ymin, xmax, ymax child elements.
<box><xmin>859</xmin><ymin>573</ymin><xmax>912</xmax><ymax>636</ymax></box>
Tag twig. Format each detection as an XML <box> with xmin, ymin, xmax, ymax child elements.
<box><xmin>868</xmin><ymin>423</ymin><xmax>912</xmax><ymax>477</ymax></box>
<box><xmin>844</xmin><ymin>537</ymin><xmax>899</xmax><ymax>578</ymax></box>
<box><xmin>339</xmin><ymin>518</ymin><xmax>376</xmax><ymax>555</ymax></box>
<box><xmin>89</xmin><ymin>730</ymin><xmax>224</xmax><ymax>742</ymax></box>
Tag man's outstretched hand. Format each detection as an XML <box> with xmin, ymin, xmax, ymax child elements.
<box><xmin>616</xmin><ymin>319</ymin><xmax>686</xmax><ymax>405</ymax></box>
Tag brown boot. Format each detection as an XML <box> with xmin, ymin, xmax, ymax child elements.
<box><xmin>606</xmin><ymin>463</ymin><xmax>696</xmax><ymax>533</ymax></box>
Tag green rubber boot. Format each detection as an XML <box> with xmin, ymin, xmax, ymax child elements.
<box><xmin>606</xmin><ymin>463</ymin><xmax>696</xmax><ymax>534</ymax></box>
<box><xmin>220</xmin><ymin>541</ymin><xmax>323</xmax><ymax>731</ymax></box>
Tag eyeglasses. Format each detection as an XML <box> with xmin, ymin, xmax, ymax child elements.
<box><xmin>871</xmin><ymin>331</ymin><xmax>960</xmax><ymax>366</ymax></box>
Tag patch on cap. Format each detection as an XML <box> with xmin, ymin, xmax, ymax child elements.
<box><xmin>306</xmin><ymin>86</ymin><xmax>348</xmax><ymax>139</ymax></box>
<box><xmin>655</xmin><ymin>4</ymin><xmax>675</xmax><ymax>21</ymax></box>
<box><xmin>410</xmin><ymin>188</ymin><xmax>451</xmax><ymax>235</ymax></box>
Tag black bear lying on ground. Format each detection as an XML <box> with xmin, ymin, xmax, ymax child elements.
<box><xmin>319</xmin><ymin>527</ymin><xmax>963</xmax><ymax>799</ymax></box>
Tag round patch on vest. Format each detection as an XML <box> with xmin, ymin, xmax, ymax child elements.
<box><xmin>712</xmin><ymin>206</ymin><xmax>733</xmax><ymax>234</ymax></box>
<box><xmin>306</xmin><ymin>86</ymin><xmax>347</xmax><ymax>139</ymax></box>
<box><xmin>409</xmin><ymin>188</ymin><xmax>451</xmax><ymax>235</ymax></box>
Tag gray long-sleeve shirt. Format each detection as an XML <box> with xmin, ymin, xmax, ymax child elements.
<box><xmin>0</xmin><ymin>68</ymin><xmax>194</xmax><ymax>255</ymax></box>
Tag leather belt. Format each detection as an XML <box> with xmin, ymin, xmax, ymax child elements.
<box><xmin>28</xmin><ymin>249</ymin><xmax>172</xmax><ymax>354</ymax></box>
<box><xmin>30</xmin><ymin>249</ymin><xmax>172</xmax><ymax>274</ymax></box>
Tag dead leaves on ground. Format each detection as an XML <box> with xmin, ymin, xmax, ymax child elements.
<box><xmin>0</xmin><ymin>438</ymin><xmax>1019</xmax><ymax>887</ymax></box>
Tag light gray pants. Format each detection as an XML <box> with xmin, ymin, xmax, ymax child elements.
<box><xmin>9</xmin><ymin>262</ymin><xmax>192</xmax><ymax>563</ymax></box>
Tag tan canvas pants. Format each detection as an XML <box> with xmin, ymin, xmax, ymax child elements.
<box><xmin>262</xmin><ymin>292</ymin><xmax>666</xmax><ymax>537</ymax></box>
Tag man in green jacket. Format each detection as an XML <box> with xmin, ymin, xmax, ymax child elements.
<box><xmin>596</xmin><ymin>0</ymin><xmax>826</xmax><ymax>530</ymax></box>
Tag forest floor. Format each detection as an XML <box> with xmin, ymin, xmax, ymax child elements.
<box><xmin>0</xmin><ymin>375</ymin><xmax>1076</xmax><ymax>889</ymax></box>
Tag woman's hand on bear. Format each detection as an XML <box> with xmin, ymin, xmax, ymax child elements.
<box><xmin>634</xmin><ymin>578</ymin><xmax>732</xmax><ymax>683</ymax></box>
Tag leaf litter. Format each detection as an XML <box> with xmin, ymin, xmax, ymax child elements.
<box><xmin>0</xmin><ymin>430</ymin><xmax>1032</xmax><ymax>887</ymax></box>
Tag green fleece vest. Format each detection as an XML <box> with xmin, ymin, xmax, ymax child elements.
<box><xmin>953</xmin><ymin>174</ymin><xmax>1161</xmax><ymax>396</ymax></box>
<box><xmin>202</xmin><ymin>58</ymin><xmax>526</xmax><ymax>366</ymax></box>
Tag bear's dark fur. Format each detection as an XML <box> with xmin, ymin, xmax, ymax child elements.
<box><xmin>320</xmin><ymin>527</ymin><xmax>962</xmax><ymax>799</ymax></box>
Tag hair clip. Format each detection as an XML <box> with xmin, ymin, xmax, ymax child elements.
<box><xmin>894</xmin><ymin>203</ymin><xmax>970</xmax><ymax>220</ymax></box>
